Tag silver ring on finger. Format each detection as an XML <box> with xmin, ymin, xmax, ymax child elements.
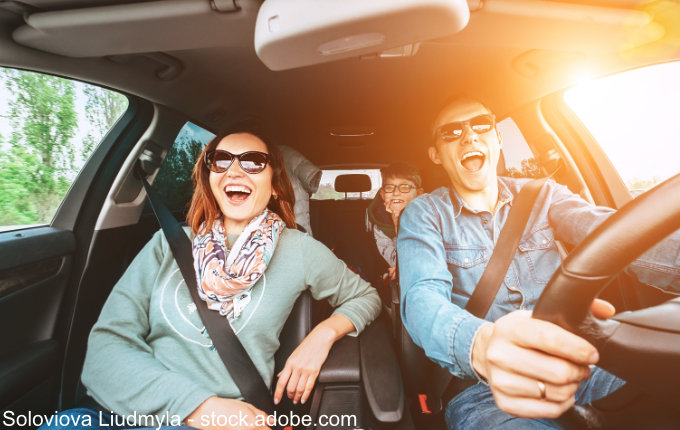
<box><xmin>537</xmin><ymin>380</ymin><xmax>547</xmax><ymax>401</ymax></box>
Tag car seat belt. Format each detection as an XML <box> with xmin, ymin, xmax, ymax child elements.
<box><xmin>138</xmin><ymin>171</ymin><xmax>277</xmax><ymax>416</ymax></box>
<box><xmin>432</xmin><ymin>177</ymin><xmax>549</xmax><ymax>410</ymax></box>
<box><xmin>465</xmin><ymin>177</ymin><xmax>549</xmax><ymax>317</ymax></box>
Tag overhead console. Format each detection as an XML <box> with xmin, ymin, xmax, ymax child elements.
<box><xmin>253</xmin><ymin>0</ymin><xmax>471</xmax><ymax>70</ymax></box>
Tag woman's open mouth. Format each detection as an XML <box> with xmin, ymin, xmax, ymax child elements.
<box><xmin>224</xmin><ymin>184</ymin><xmax>252</xmax><ymax>204</ymax></box>
<box><xmin>460</xmin><ymin>150</ymin><xmax>486</xmax><ymax>172</ymax></box>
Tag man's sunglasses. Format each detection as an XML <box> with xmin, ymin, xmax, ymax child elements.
<box><xmin>382</xmin><ymin>184</ymin><xmax>418</xmax><ymax>193</ymax></box>
<box><xmin>204</xmin><ymin>150</ymin><xmax>270</xmax><ymax>174</ymax></box>
<box><xmin>433</xmin><ymin>114</ymin><xmax>496</xmax><ymax>142</ymax></box>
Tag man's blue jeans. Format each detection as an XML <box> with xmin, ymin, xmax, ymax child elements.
<box><xmin>445</xmin><ymin>367</ymin><xmax>625</xmax><ymax>429</ymax></box>
<box><xmin>37</xmin><ymin>408</ymin><xmax>196</xmax><ymax>430</ymax></box>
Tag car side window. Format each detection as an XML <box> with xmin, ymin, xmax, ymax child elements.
<box><xmin>497</xmin><ymin>117</ymin><xmax>544</xmax><ymax>179</ymax></box>
<box><xmin>0</xmin><ymin>68</ymin><xmax>128</xmax><ymax>232</ymax></box>
<box><xmin>565</xmin><ymin>61</ymin><xmax>680</xmax><ymax>196</ymax></box>
<box><xmin>150</xmin><ymin>121</ymin><xmax>215</xmax><ymax>210</ymax></box>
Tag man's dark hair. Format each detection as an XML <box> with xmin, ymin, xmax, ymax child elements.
<box><xmin>381</xmin><ymin>162</ymin><xmax>423</xmax><ymax>189</ymax></box>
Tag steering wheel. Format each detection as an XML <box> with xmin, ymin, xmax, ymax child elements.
<box><xmin>531</xmin><ymin>172</ymin><xmax>680</xmax><ymax>429</ymax></box>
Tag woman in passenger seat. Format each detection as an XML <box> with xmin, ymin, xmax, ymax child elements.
<box><xmin>43</xmin><ymin>125</ymin><xmax>381</xmax><ymax>430</ymax></box>
<box><xmin>367</xmin><ymin>162</ymin><xmax>423</xmax><ymax>281</ymax></box>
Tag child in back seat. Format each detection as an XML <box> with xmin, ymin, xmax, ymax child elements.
<box><xmin>366</xmin><ymin>163</ymin><xmax>423</xmax><ymax>282</ymax></box>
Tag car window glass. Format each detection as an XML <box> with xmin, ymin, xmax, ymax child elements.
<box><xmin>311</xmin><ymin>169</ymin><xmax>382</xmax><ymax>200</ymax></box>
<box><xmin>0</xmin><ymin>68</ymin><xmax>128</xmax><ymax>232</ymax></box>
<box><xmin>565</xmin><ymin>61</ymin><xmax>680</xmax><ymax>196</ymax></box>
<box><xmin>149</xmin><ymin>121</ymin><xmax>215</xmax><ymax>211</ymax></box>
<box><xmin>497</xmin><ymin>117</ymin><xmax>543</xmax><ymax>179</ymax></box>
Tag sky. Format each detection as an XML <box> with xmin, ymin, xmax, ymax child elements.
<box><xmin>496</xmin><ymin>117</ymin><xmax>534</xmax><ymax>169</ymax></box>
<box><xmin>175</xmin><ymin>121</ymin><xmax>215</xmax><ymax>147</ymax></box>
<box><xmin>565</xmin><ymin>61</ymin><xmax>680</xmax><ymax>185</ymax></box>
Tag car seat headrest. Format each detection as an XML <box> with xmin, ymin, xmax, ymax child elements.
<box><xmin>335</xmin><ymin>174</ymin><xmax>372</xmax><ymax>193</ymax></box>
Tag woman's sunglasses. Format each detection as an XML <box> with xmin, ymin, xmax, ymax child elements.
<box><xmin>382</xmin><ymin>184</ymin><xmax>417</xmax><ymax>193</ymax></box>
<box><xmin>433</xmin><ymin>114</ymin><xmax>496</xmax><ymax>142</ymax></box>
<box><xmin>204</xmin><ymin>150</ymin><xmax>270</xmax><ymax>174</ymax></box>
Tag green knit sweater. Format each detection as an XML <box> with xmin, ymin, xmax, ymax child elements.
<box><xmin>81</xmin><ymin>227</ymin><xmax>381</xmax><ymax>421</ymax></box>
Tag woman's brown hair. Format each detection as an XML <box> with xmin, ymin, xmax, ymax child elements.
<box><xmin>187</xmin><ymin>125</ymin><xmax>296</xmax><ymax>234</ymax></box>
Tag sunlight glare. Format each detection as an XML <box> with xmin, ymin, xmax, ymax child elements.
<box><xmin>565</xmin><ymin>61</ymin><xmax>680</xmax><ymax>190</ymax></box>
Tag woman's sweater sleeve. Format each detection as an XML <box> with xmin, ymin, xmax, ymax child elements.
<box><xmin>81</xmin><ymin>231</ymin><xmax>215</xmax><ymax>421</ymax></box>
<box><xmin>300</xmin><ymin>234</ymin><xmax>382</xmax><ymax>336</ymax></box>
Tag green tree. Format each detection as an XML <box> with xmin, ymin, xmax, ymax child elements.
<box><xmin>1</xmin><ymin>69</ymin><xmax>78</xmax><ymax>224</ymax></box>
<box><xmin>0</xmin><ymin>143</ymin><xmax>41</xmax><ymax>225</ymax></box>
<box><xmin>626</xmin><ymin>176</ymin><xmax>662</xmax><ymax>191</ymax></box>
<box><xmin>153</xmin><ymin>139</ymin><xmax>206</xmax><ymax>210</ymax></box>
<box><xmin>506</xmin><ymin>157</ymin><xmax>542</xmax><ymax>179</ymax></box>
<box><xmin>81</xmin><ymin>86</ymin><xmax>127</xmax><ymax>160</ymax></box>
<box><xmin>313</xmin><ymin>183</ymin><xmax>345</xmax><ymax>200</ymax></box>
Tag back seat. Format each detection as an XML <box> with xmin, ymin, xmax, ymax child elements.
<box><xmin>309</xmin><ymin>173</ymin><xmax>387</xmax><ymax>289</ymax></box>
<box><xmin>310</xmin><ymin>199</ymin><xmax>379</xmax><ymax>281</ymax></box>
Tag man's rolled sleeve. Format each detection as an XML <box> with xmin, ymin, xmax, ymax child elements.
<box><xmin>398</xmin><ymin>197</ymin><xmax>483</xmax><ymax>380</ymax></box>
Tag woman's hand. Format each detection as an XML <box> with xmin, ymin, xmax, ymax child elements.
<box><xmin>274</xmin><ymin>314</ymin><xmax>355</xmax><ymax>405</ymax></box>
<box><xmin>470</xmin><ymin>299</ymin><xmax>615</xmax><ymax>419</ymax></box>
<box><xmin>185</xmin><ymin>396</ymin><xmax>271</xmax><ymax>430</ymax></box>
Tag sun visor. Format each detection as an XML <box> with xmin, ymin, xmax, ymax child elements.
<box><xmin>12</xmin><ymin>0</ymin><xmax>260</xmax><ymax>58</ymax></box>
<box><xmin>254</xmin><ymin>0</ymin><xmax>470</xmax><ymax>71</ymax></box>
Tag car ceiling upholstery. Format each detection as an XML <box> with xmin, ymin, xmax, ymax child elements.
<box><xmin>1</xmin><ymin>0</ymin><xmax>680</xmax><ymax>169</ymax></box>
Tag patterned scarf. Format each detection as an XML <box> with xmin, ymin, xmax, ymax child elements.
<box><xmin>192</xmin><ymin>209</ymin><xmax>285</xmax><ymax>322</ymax></box>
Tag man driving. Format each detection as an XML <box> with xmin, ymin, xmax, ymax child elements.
<box><xmin>397</xmin><ymin>96</ymin><xmax>680</xmax><ymax>429</ymax></box>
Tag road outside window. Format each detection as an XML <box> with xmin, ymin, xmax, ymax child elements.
<box><xmin>565</xmin><ymin>61</ymin><xmax>680</xmax><ymax>196</ymax></box>
<box><xmin>0</xmin><ymin>68</ymin><xmax>128</xmax><ymax>231</ymax></box>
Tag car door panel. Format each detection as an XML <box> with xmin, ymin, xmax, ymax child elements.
<box><xmin>0</xmin><ymin>227</ymin><xmax>75</xmax><ymax>416</ymax></box>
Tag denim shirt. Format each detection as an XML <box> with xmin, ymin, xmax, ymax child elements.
<box><xmin>397</xmin><ymin>177</ymin><xmax>680</xmax><ymax>380</ymax></box>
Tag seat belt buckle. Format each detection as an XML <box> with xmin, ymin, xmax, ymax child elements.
<box><xmin>418</xmin><ymin>394</ymin><xmax>432</xmax><ymax>414</ymax></box>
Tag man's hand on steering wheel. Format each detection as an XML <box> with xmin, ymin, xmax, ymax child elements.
<box><xmin>470</xmin><ymin>299</ymin><xmax>615</xmax><ymax>419</ymax></box>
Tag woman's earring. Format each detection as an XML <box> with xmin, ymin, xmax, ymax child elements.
<box><xmin>273</xmin><ymin>194</ymin><xmax>279</xmax><ymax>200</ymax></box>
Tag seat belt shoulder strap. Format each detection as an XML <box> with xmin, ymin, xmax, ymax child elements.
<box><xmin>464</xmin><ymin>177</ymin><xmax>549</xmax><ymax>318</ymax></box>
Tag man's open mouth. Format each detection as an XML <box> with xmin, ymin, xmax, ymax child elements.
<box><xmin>460</xmin><ymin>151</ymin><xmax>485</xmax><ymax>172</ymax></box>
<box><xmin>224</xmin><ymin>184</ymin><xmax>252</xmax><ymax>204</ymax></box>
<box><xmin>390</xmin><ymin>199</ymin><xmax>405</xmax><ymax>204</ymax></box>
